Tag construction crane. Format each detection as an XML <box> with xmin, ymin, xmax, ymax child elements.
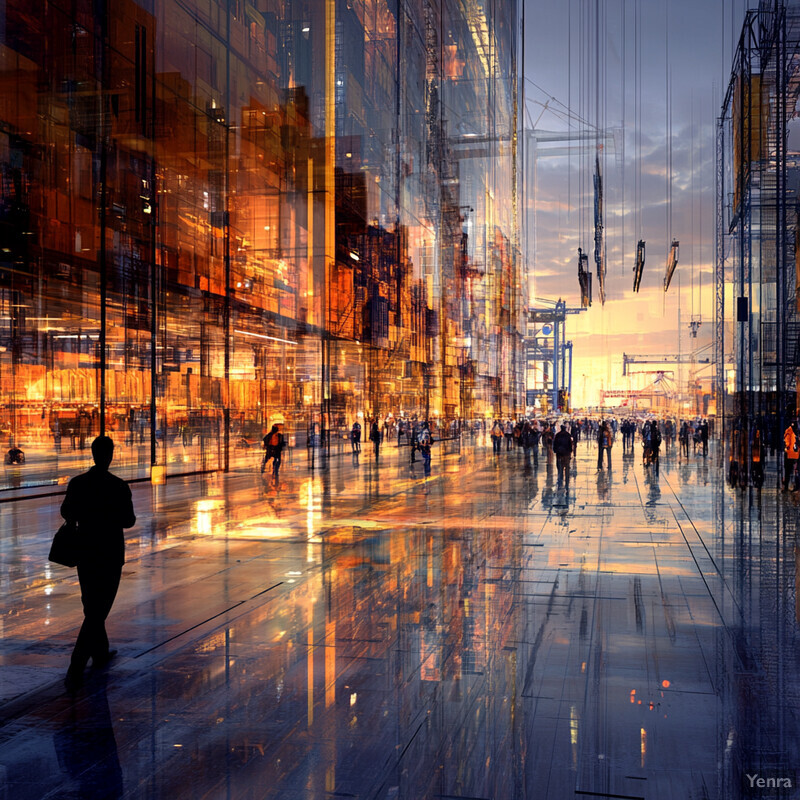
<box><xmin>527</xmin><ymin>298</ymin><xmax>587</xmax><ymax>412</ymax></box>
<box><xmin>626</xmin><ymin>368</ymin><xmax>675</xmax><ymax>377</ymax></box>
<box><xmin>622</xmin><ymin>350</ymin><xmax>712</xmax><ymax>376</ymax></box>
<box><xmin>602</xmin><ymin>371</ymin><xmax>677</xmax><ymax>411</ymax></box>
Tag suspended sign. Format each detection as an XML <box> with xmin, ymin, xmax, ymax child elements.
<box><xmin>541</xmin><ymin>324</ymin><xmax>553</xmax><ymax>336</ymax></box>
<box><xmin>633</xmin><ymin>240</ymin><xmax>645</xmax><ymax>293</ymax></box>
<box><xmin>664</xmin><ymin>240</ymin><xmax>679</xmax><ymax>292</ymax></box>
<box><xmin>578</xmin><ymin>247</ymin><xmax>592</xmax><ymax>307</ymax></box>
<box><xmin>594</xmin><ymin>154</ymin><xmax>606</xmax><ymax>304</ymax></box>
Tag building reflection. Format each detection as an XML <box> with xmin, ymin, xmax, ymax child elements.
<box><xmin>716</xmin><ymin>477</ymin><xmax>800</xmax><ymax>796</ymax></box>
<box><xmin>117</xmin><ymin>510</ymin><xmax>522</xmax><ymax>797</ymax></box>
<box><xmin>0</xmin><ymin>0</ymin><xmax>523</xmax><ymax>490</ymax></box>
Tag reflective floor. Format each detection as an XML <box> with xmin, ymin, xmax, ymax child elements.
<box><xmin>0</xmin><ymin>437</ymin><xmax>798</xmax><ymax>799</ymax></box>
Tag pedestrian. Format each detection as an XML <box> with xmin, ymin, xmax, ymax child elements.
<box><xmin>521</xmin><ymin>419</ymin><xmax>533</xmax><ymax>467</ymax></box>
<box><xmin>418</xmin><ymin>422</ymin><xmax>433</xmax><ymax>477</ymax></box>
<box><xmin>350</xmin><ymin>420</ymin><xmax>362</xmax><ymax>453</ymax></box>
<box><xmin>504</xmin><ymin>419</ymin><xmax>514</xmax><ymax>451</ymax></box>
<box><xmin>409</xmin><ymin>422</ymin><xmax>419</xmax><ymax>463</ymax></box>
<box><xmin>553</xmin><ymin>423</ymin><xmax>573</xmax><ymax>488</ymax></box>
<box><xmin>751</xmin><ymin>421</ymin><xmax>764</xmax><ymax>488</ymax></box>
<box><xmin>261</xmin><ymin>424</ymin><xmax>286</xmax><ymax>482</ymax></box>
<box><xmin>700</xmin><ymin>419</ymin><xmax>709</xmax><ymax>457</ymax></box>
<box><xmin>664</xmin><ymin>419</ymin><xmax>674</xmax><ymax>453</ymax></box>
<box><xmin>678</xmin><ymin>420</ymin><xmax>689</xmax><ymax>458</ymax></box>
<box><xmin>530</xmin><ymin>420</ymin><xmax>541</xmax><ymax>467</ymax></box>
<box><xmin>597</xmin><ymin>420</ymin><xmax>613</xmax><ymax>470</ymax></box>
<box><xmin>513</xmin><ymin>419</ymin><xmax>523</xmax><ymax>449</ymax></box>
<box><xmin>646</xmin><ymin>420</ymin><xmax>661</xmax><ymax>474</ymax></box>
<box><xmin>491</xmin><ymin>419</ymin><xmax>503</xmax><ymax>455</ymax></box>
<box><xmin>61</xmin><ymin>436</ymin><xmax>136</xmax><ymax>690</ymax></box>
<box><xmin>543</xmin><ymin>422</ymin><xmax>554</xmax><ymax>466</ymax></box>
<box><xmin>369</xmin><ymin>419</ymin><xmax>381</xmax><ymax>461</ymax></box>
<box><xmin>642</xmin><ymin>421</ymin><xmax>652</xmax><ymax>464</ymax></box>
<box><xmin>782</xmin><ymin>420</ymin><xmax>800</xmax><ymax>491</ymax></box>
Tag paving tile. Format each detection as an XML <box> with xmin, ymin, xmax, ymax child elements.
<box><xmin>0</xmin><ymin>439</ymin><xmax>796</xmax><ymax>798</ymax></box>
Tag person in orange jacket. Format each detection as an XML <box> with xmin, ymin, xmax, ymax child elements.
<box><xmin>783</xmin><ymin>420</ymin><xmax>800</xmax><ymax>491</ymax></box>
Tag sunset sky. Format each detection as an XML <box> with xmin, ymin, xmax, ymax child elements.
<box><xmin>524</xmin><ymin>0</ymin><xmax>749</xmax><ymax>409</ymax></box>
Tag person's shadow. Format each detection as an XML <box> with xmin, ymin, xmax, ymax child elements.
<box><xmin>53</xmin><ymin>673</ymin><xmax>123</xmax><ymax>799</ymax></box>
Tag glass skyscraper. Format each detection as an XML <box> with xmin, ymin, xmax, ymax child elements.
<box><xmin>0</xmin><ymin>0</ymin><xmax>523</xmax><ymax>489</ymax></box>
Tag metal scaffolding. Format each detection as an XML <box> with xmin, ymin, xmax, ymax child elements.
<box><xmin>717</xmin><ymin>3</ymin><xmax>800</xmax><ymax>445</ymax></box>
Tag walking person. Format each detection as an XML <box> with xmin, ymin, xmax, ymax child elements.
<box><xmin>521</xmin><ymin>419</ymin><xmax>533</xmax><ymax>468</ymax></box>
<box><xmin>543</xmin><ymin>422</ymin><xmax>555</xmax><ymax>466</ymax></box>
<box><xmin>490</xmin><ymin>419</ymin><xmax>503</xmax><ymax>455</ymax></box>
<box><xmin>61</xmin><ymin>436</ymin><xmax>136</xmax><ymax>690</ymax></box>
<box><xmin>530</xmin><ymin>420</ymin><xmax>541</xmax><ymax>468</ymax></box>
<box><xmin>369</xmin><ymin>419</ymin><xmax>381</xmax><ymax>462</ymax></box>
<box><xmin>782</xmin><ymin>420</ymin><xmax>800</xmax><ymax>491</ymax></box>
<box><xmin>751</xmin><ymin>422</ymin><xmax>765</xmax><ymax>488</ymax></box>
<box><xmin>679</xmin><ymin>420</ymin><xmax>690</xmax><ymax>459</ymax></box>
<box><xmin>553</xmin><ymin>423</ymin><xmax>573</xmax><ymax>489</ymax></box>
<box><xmin>261</xmin><ymin>424</ymin><xmax>286</xmax><ymax>483</ymax></box>
<box><xmin>700</xmin><ymin>419</ymin><xmax>709</xmax><ymax>457</ymax></box>
<box><xmin>645</xmin><ymin>420</ymin><xmax>661</xmax><ymax>475</ymax></box>
<box><xmin>350</xmin><ymin>420</ymin><xmax>361</xmax><ymax>454</ymax></box>
<box><xmin>504</xmin><ymin>419</ymin><xmax>514</xmax><ymax>451</ymax></box>
<box><xmin>597</xmin><ymin>420</ymin><xmax>613</xmax><ymax>470</ymax></box>
<box><xmin>664</xmin><ymin>419</ymin><xmax>674</xmax><ymax>453</ymax></box>
<box><xmin>418</xmin><ymin>422</ymin><xmax>433</xmax><ymax>477</ymax></box>
<box><xmin>409</xmin><ymin>421</ymin><xmax>419</xmax><ymax>463</ymax></box>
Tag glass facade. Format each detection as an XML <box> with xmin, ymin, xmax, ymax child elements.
<box><xmin>0</xmin><ymin>0</ymin><xmax>523</xmax><ymax>489</ymax></box>
<box><xmin>718</xmin><ymin>4</ymin><xmax>800</xmax><ymax>433</ymax></box>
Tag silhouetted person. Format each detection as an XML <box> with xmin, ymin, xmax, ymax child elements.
<box><xmin>61</xmin><ymin>436</ymin><xmax>135</xmax><ymax>690</ymax></box>
<box><xmin>553</xmin><ymin>423</ymin><xmax>573</xmax><ymax>488</ymax></box>
<box><xmin>261</xmin><ymin>424</ymin><xmax>286</xmax><ymax>482</ymax></box>
<box><xmin>418</xmin><ymin>421</ymin><xmax>433</xmax><ymax>477</ymax></box>
<box><xmin>597</xmin><ymin>420</ymin><xmax>613</xmax><ymax>470</ymax></box>
<box><xmin>369</xmin><ymin>420</ymin><xmax>381</xmax><ymax>461</ymax></box>
<box><xmin>350</xmin><ymin>421</ymin><xmax>361</xmax><ymax>453</ymax></box>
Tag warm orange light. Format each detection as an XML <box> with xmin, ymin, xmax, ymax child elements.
<box><xmin>662</xmin><ymin>679</ymin><xmax>670</xmax><ymax>688</ymax></box>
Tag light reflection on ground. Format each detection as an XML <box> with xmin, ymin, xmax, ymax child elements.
<box><xmin>0</xmin><ymin>438</ymin><xmax>796</xmax><ymax>799</ymax></box>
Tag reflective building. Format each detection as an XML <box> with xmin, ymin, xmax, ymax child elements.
<box><xmin>0</xmin><ymin>0</ymin><xmax>524</xmax><ymax>489</ymax></box>
<box><xmin>717</xmin><ymin>0</ymin><xmax>800</xmax><ymax>435</ymax></box>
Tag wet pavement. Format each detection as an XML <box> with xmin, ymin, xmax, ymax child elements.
<box><xmin>0</xmin><ymin>437</ymin><xmax>798</xmax><ymax>799</ymax></box>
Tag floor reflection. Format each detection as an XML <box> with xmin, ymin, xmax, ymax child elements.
<box><xmin>53</xmin><ymin>674</ymin><xmax>123</xmax><ymax>800</ymax></box>
<box><xmin>0</xmin><ymin>440</ymin><xmax>798</xmax><ymax>798</ymax></box>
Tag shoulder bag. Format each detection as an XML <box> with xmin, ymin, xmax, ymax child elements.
<box><xmin>49</xmin><ymin>521</ymin><xmax>81</xmax><ymax>568</ymax></box>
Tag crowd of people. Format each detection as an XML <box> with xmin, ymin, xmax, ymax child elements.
<box><xmin>252</xmin><ymin>411</ymin><xmax>800</xmax><ymax>494</ymax></box>
<box><xmin>478</xmin><ymin>416</ymin><xmax>712</xmax><ymax>489</ymax></box>
<box><xmin>255</xmin><ymin>414</ymin><xmax>715</xmax><ymax>491</ymax></box>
